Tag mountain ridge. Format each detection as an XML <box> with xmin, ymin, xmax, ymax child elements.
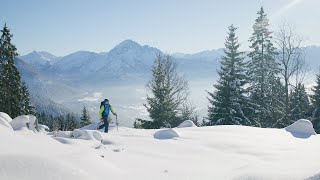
<box><xmin>16</xmin><ymin>40</ymin><xmax>320</xmax><ymax>126</ymax></box>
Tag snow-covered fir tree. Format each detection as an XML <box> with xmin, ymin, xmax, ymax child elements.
<box><xmin>207</xmin><ymin>25</ymin><xmax>254</xmax><ymax>126</ymax></box>
<box><xmin>247</xmin><ymin>7</ymin><xmax>280</xmax><ymax>127</ymax></box>
<box><xmin>310</xmin><ymin>73</ymin><xmax>320</xmax><ymax>133</ymax></box>
<box><xmin>80</xmin><ymin>106</ymin><xmax>91</xmax><ymax>127</ymax></box>
<box><xmin>0</xmin><ymin>24</ymin><xmax>22</xmax><ymax>118</ymax></box>
<box><xmin>289</xmin><ymin>83</ymin><xmax>311</xmax><ymax>121</ymax></box>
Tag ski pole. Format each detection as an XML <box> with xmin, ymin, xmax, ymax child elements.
<box><xmin>116</xmin><ymin>115</ymin><xmax>119</xmax><ymax>132</ymax></box>
<box><xmin>96</xmin><ymin>121</ymin><xmax>103</xmax><ymax>130</ymax></box>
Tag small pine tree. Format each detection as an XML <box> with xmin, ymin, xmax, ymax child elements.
<box><xmin>270</xmin><ymin>78</ymin><xmax>287</xmax><ymax>128</ymax></box>
<box><xmin>52</xmin><ymin>116</ymin><xmax>63</xmax><ymax>131</ymax></box>
<box><xmin>133</xmin><ymin>119</ymin><xmax>143</xmax><ymax>129</ymax></box>
<box><xmin>65</xmin><ymin>113</ymin><xmax>78</xmax><ymax>131</ymax></box>
<box><xmin>80</xmin><ymin>106</ymin><xmax>91</xmax><ymax>127</ymax></box>
<box><xmin>139</xmin><ymin>54</ymin><xmax>189</xmax><ymax>129</ymax></box>
<box><xmin>21</xmin><ymin>81</ymin><xmax>37</xmax><ymax>116</ymax></box>
<box><xmin>207</xmin><ymin>25</ymin><xmax>253</xmax><ymax>126</ymax></box>
<box><xmin>289</xmin><ymin>83</ymin><xmax>311</xmax><ymax>121</ymax></box>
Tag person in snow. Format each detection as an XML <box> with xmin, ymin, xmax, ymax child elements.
<box><xmin>97</xmin><ymin>99</ymin><xmax>117</xmax><ymax>133</ymax></box>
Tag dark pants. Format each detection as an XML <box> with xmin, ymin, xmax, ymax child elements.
<box><xmin>98</xmin><ymin>117</ymin><xmax>109</xmax><ymax>133</ymax></box>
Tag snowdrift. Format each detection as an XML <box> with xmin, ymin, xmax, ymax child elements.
<box><xmin>1</xmin><ymin>113</ymin><xmax>320</xmax><ymax>180</ymax></box>
<box><xmin>51</xmin><ymin>129</ymin><xmax>103</xmax><ymax>142</ymax></box>
<box><xmin>51</xmin><ymin>130</ymin><xmax>73</xmax><ymax>138</ymax></box>
<box><xmin>285</xmin><ymin>119</ymin><xmax>316</xmax><ymax>138</ymax></box>
<box><xmin>0</xmin><ymin>112</ymin><xmax>12</xmax><ymax>123</ymax></box>
<box><xmin>0</xmin><ymin>116</ymin><xmax>13</xmax><ymax>130</ymax></box>
<box><xmin>0</xmin><ymin>126</ymin><xmax>112</xmax><ymax>180</ymax></box>
<box><xmin>177</xmin><ymin>120</ymin><xmax>197</xmax><ymax>128</ymax></box>
<box><xmin>72</xmin><ymin>129</ymin><xmax>103</xmax><ymax>141</ymax></box>
<box><xmin>154</xmin><ymin>128</ymin><xmax>180</xmax><ymax>139</ymax></box>
<box><xmin>37</xmin><ymin>124</ymin><xmax>49</xmax><ymax>133</ymax></box>
<box><xmin>0</xmin><ymin>112</ymin><xmax>14</xmax><ymax>130</ymax></box>
<box><xmin>10</xmin><ymin>115</ymin><xmax>37</xmax><ymax>131</ymax></box>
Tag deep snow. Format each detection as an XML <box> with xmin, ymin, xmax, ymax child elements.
<box><xmin>1</xmin><ymin>114</ymin><xmax>320</xmax><ymax>180</ymax></box>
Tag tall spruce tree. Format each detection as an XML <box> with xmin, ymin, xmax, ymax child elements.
<box><xmin>138</xmin><ymin>54</ymin><xmax>189</xmax><ymax>129</ymax></box>
<box><xmin>0</xmin><ymin>24</ymin><xmax>22</xmax><ymax>118</ymax></box>
<box><xmin>310</xmin><ymin>74</ymin><xmax>320</xmax><ymax>133</ymax></box>
<box><xmin>247</xmin><ymin>7</ymin><xmax>280</xmax><ymax>127</ymax></box>
<box><xmin>80</xmin><ymin>106</ymin><xmax>91</xmax><ymax>127</ymax></box>
<box><xmin>207</xmin><ymin>25</ymin><xmax>253</xmax><ymax>126</ymax></box>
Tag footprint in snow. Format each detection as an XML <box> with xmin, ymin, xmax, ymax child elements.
<box><xmin>113</xmin><ymin>148</ymin><xmax>124</xmax><ymax>152</ymax></box>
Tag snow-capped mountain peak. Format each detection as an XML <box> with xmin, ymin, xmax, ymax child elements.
<box><xmin>19</xmin><ymin>51</ymin><xmax>57</xmax><ymax>68</ymax></box>
<box><xmin>108</xmin><ymin>39</ymin><xmax>144</xmax><ymax>55</ymax></box>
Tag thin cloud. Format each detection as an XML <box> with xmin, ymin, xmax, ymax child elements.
<box><xmin>271</xmin><ymin>0</ymin><xmax>304</xmax><ymax>20</ymax></box>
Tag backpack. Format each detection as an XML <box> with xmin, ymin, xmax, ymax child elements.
<box><xmin>101</xmin><ymin>103</ymin><xmax>110</xmax><ymax>118</ymax></box>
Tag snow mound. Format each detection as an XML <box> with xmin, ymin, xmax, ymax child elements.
<box><xmin>0</xmin><ymin>112</ymin><xmax>12</xmax><ymax>123</ymax></box>
<box><xmin>154</xmin><ymin>128</ymin><xmax>180</xmax><ymax>140</ymax></box>
<box><xmin>10</xmin><ymin>115</ymin><xmax>37</xmax><ymax>132</ymax></box>
<box><xmin>285</xmin><ymin>119</ymin><xmax>317</xmax><ymax>137</ymax></box>
<box><xmin>177</xmin><ymin>120</ymin><xmax>197</xmax><ymax>128</ymax></box>
<box><xmin>72</xmin><ymin>129</ymin><xmax>103</xmax><ymax>141</ymax></box>
<box><xmin>52</xmin><ymin>131</ymin><xmax>73</xmax><ymax>138</ymax></box>
<box><xmin>37</xmin><ymin>124</ymin><xmax>49</xmax><ymax>133</ymax></box>
<box><xmin>0</xmin><ymin>117</ymin><xmax>13</xmax><ymax>131</ymax></box>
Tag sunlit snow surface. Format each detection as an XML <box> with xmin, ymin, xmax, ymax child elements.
<box><xmin>0</xmin><ymin>118</ymin><xmax>320</xmax><ymax>180</ymax></box>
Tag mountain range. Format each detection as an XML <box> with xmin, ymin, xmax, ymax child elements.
<box><xmin>16</xmin><ymin>39</ymin><xmax>320</xmax><ymax>126</ymax></box>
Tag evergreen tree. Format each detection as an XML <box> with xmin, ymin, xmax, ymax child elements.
<box><xmin>270</xmin><ymin>78</ymin><xmax>287</xmax><ymax>128</ymax></box>
<box><xmin>65</xmin><ymin>113</ymin><xmax>78</xmax><ymax>131</ymax></box>
<box><xmin>80</xmin><ymin>106</ymin><xmax>91</xmax><ymax>127</ymax></box>
<box><xmin>21</xmin><ymin>81</ymin><xmax>37</xmax><ymax>116</ymax></box>
<box><xmin>138</xmin><ymin>54</ymin><xmax>189</xmax><ymax>129</ymax></box>
<box><xmin>207</xmin><ymin>25</ymin><xmax>254</xmax><ymax>126</ymax></box>
<box><xmin>247</xmin><ymin>7</ymin><xmax>280</xmax><ymax>127</ymax></box>
<box><xmin>52</xmin><ymin>115</ymin><xmax>62</xmax><ymax>131</ymax></box>
<box><xmin>0</xmin><ymin>24</ymin><xmax>21</xmax><ymax>118</ymax></box>
<box><xmin>133</xmin><ymin>119</ymin><xmax>143</xmax><ymax>129</ymax></box>
<box><xmin>310</xmin><ymin>74</ymin><xmax>320</xmax><ymax>133</ymax></box>
<box><xmin>289</xmin><ymin>83</ymin><xmax>311</xmax><ymax>122</ymax></box>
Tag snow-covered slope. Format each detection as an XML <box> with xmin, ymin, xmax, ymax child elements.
<box><xmin>1</xmin><ymin>118</ymin><xmax>320</xmax><ymax>180</ymax></box>
<box><xmin>50</xmin><ymin>51</ymin><xmax>106</xmax><ymax>76</ymax></box>
<box><xmin>92</xmin><ymin>39</ymin><xmax>162</xmax><ymax>82</ymax></box>
<box><xmin>19</xmin><ymin>51</ymin><xmax>57</xmax><ymax>69</ymax></box>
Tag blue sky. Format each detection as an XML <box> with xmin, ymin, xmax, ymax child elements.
<box><xmin>1</xmin><ymin>0</ymin><xmax>319</xmax><ymax>56</ymax></box>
